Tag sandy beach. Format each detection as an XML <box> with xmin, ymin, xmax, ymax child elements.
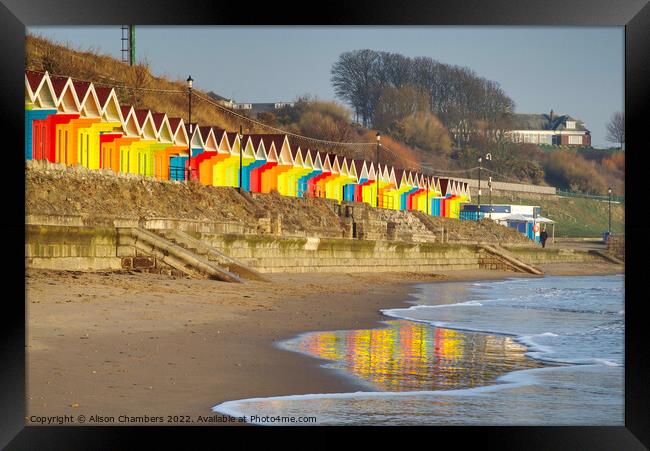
<box><xmin>25</xmin><ymin>262</ymin><xmax>623</xmax><ymax>425</ymax></box>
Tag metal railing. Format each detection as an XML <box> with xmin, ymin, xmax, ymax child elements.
<box><xmin>556</xmin><ymin>189</ymin><xmax>624</xmax><ymax>203</ymax></box>
<box><xmin>459</xmin><ymin>211</ymin><xmax>485</xmax><ymax>221</ymax></box>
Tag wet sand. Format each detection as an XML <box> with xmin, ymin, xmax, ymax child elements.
<box><xmin>25</xmin><ymin>263</ymin><xmax>622</xmax><ymax>425</ymax></box>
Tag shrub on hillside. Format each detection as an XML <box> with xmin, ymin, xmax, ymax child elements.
<box><xmin>293</xmin><ymin>110</ymin><xmax>356</xmax><ymax>143</ymax></box>
<box><xmin>543</xmin><ymin>150</ymin><xmax>608</xmax><ymax>194</ymax></box>
<box><xmin>392</xmin><ymin>112</ymin><xmax>452</xmax><ymax>157</ymax></box>
<box><xmin>375</xmin><ymin>135</ymin><xmax>421</xmax><ymax>171</ymax></box>
<box><xmin>602</xmin><ymin>152</ymin><xmax>625</xmax><ymax>173</ymax></box>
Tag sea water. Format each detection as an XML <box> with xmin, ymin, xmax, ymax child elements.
<box><xmin>213</xmin><ymin>275</ymin><xmax>624</xmax><ymax>425</ymax></box>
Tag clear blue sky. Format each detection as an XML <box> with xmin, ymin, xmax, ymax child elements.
<box><xmin>29</xmin><ymin>26</ymin><xmax>624</xmax><ymax>148</ymax></box>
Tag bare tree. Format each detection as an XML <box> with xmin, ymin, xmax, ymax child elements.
<box><xmin>606</xmin><ymin>112</ymin><xmax>625</xmax><ymax>149</ymax></box>
<box><xmin>373</xmin><ymin>85</ymin><xmax>428</xmax><ymax>130</ymax></box>
<box><xmin>330</xmin><ymin>50</ymin><xmax>380</xmax><ymax>127</ymax></box>
<box><xmin>330</xmin><ymin>49</ymin><xmax>515</xmax><ymax>146</ymax></box>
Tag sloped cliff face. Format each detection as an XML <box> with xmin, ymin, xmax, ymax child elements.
<box><xmin>25</xmin><ymin>161</ymin><xmax>346</xmax><ymax>237</ymax></box>
<box><xmin>26</xmin><ymin>160</ymin><xmax>533</xmax><ymax>246</ymax></box>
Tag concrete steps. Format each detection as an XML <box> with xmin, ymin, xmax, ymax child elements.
<box><xmin>409</xmin><ymin>211</ymin><xmax>444</xmax><ymax>241</ymax></box>
<box><xmin>590</xmin><ymin>249</ymin><xmax>625</xmax><ymax>265</ymax></box>
<box><xmin>479</xmin><ymin>244</ymin><xmax>544</xmax><ymax>275</ymax></box>
<box><xmin>152</xmin><ymin>229</ymin><xmax>269</xmax><ymax>282</ymax></box>
<box><xmin>117</xmin><ymin>227</ymin><xmax>242</xmax><ymax>282</ymax></box>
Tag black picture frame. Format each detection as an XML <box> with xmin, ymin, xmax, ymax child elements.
<box><xmin>1</xmin><ymin>0</ymin><xmax>647</xmax><ymax>448</ymax></box>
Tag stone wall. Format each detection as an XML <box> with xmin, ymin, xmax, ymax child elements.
<box><xmin>26</xmin><ymin>224</ymin><xmax>122</xmax><ymax>271</ymax></box>
<box><xmin>25</xmin><ymin>215</ymin><xmax>609</xmax><ymax>275</ymax></box>
<box><xmin>458</xmin><ymin>177</ymin><xmax>556</xmax><ymax>198</ymax></box>
<box><xmin>501</xmin><ymin>246</ymin><xmax>603</xmax><ymax>264</ymax></box>
<box><xmin>191</xmin><ymin>232</ymin><xmax>478</xmax><ymax>273</ymax></box>
<box><xmin>25</xmin><ymin>223</ymin><xmax>480</xmax><ymax>274</ymax></box>
<box><xmin>477</xmin><ymin>251</ymin><xmax>519</xmax><ymax>272</ymax></box>
<box><xmin>607</xmin><ymin>234</ymin><xmax>625</xmax><ymax>261</ymax></box>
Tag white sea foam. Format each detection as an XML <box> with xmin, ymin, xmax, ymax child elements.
<box><xmin>382</xmin><ymin>275</ymin><xmax>624</xmax><ymax>368</ymax></box>
<box><xmin>213</xmin><ymin>275</ymin><xmax>624</xmax><ymax>425</ymax></box>
<box><xmin>212</xmin><ymin>364</ymin><xmax>622</xmax><ymax>425</ymax></box>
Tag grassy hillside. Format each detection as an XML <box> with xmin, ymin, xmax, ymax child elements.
<box><xmin>26</xmin><ymin>34</ymin><xmax>270</xmax><ymax>134</ymax></box>
<box><xmin>25</xmin><ymin>34</ymin><xmax>401</xmax><ymax>166</ymax></box>
<box><xmin>489</xmin><ymin>193</ymin><xmax>624</xmax><ymax>238</ymax></box>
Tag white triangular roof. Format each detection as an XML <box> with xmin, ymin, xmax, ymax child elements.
<box><xmin>253</xmin><ymin>137</ymin><xmax>267</xmax><ymax>160</ymax></box>
<box><xmin>265</xmin><ymin>142</ymin><xmax>279</xmax><ymax>163</ymax></box>
<box><xmin>318</xmin><ymin>153</ymin><xmax>331</xmax><ymax>172</ymax></box>
<box><xmin>168</xmin><ymin>118</ymin><xmax>188</xmax><ymax>147</ymax></box>
<box><xmin>134</xmin><ymin>110</ymin><xmax>157</xmax><ymax>140</ymax></box>
<box><xmin>198</xmin><ymin>126</ymin><xmax>219</xmax><ymax>152</ymax></box>
<box><xmin>339</xmin><ymin>157</ymin><xmax>350</xmax><ymax>177</ymax></box>
<box><xmin>276</xmin><ymin>137</ymin><xmax>293</xmax><ymax>165</ymax></box>
<box><xmin>241</xmin><ymin>135</ymin><xmax>255</xmax><ymax>159</ymax></box>
<box><xmin>292</xmin><ymin>146</ymin><xmax>305</xmax><ymax>167</ymax></box>
<box><xmin>347</xmin><ymin>160</ymin><xmax>358</xmax><ymax>181</ymax></box>
<box><xmin>25</xmin><ymin>71</ymin><xmax>41</xmax><ymax>105</ymax></box>
<box><xmin>303</xmin><ymin>149</ymin><xmax>315</xmax><ymax>170</ymax></box>
<box><xmin>75</xmin><ymin>82</ymin><xmax>102</xmax><ymax>118</ymax></box>
<box><xmin>367</xmin><ymin>162</ymin><xmax>376</xmax><ymax>181</ymax></box>
<box><xmin>152</xmin><ymin>113</ymin><xmax>174</xmax><ymax>143</ymax></box>
<box><xmin>50</xmin><ymin>75</ymin><xmax>81</xmax><ymax>113</ymax></box>
<box><xmin>226</xmin><ymin>132</ymin><xmax>241</xmax><ymax>155</ymax></box>
<box><xmin>311</xmin><ymin>150</ymin><xmax>323</xmax><ymax>171</ymax></box>
<box><xmin>120</xmin><ymin>106</ymin><xmax>140</xmax><ymax>137</ymax></box>
<box><xmin>375</xmin><ymin>164</ymin><xmax>384</xmax><ymax>182</ymax></box>
<box><xmin>30</xmin><ymin>72</ymin><xmax>57</xmax><ymax>109</ymax></box>
<box><xmin>188</xmin><ymin>124</ymin><xmax>204</xmax><ymax>149</ymax></box>
<box><xmin>388</xmin><ymin>166</ymin><xmax>397</xmax><ymax>186</ymax></box>
<box><xmin>94</xmin><ymin>86</ymin><xmax>123</xmax><ymax>123</ymax></box>
<box><xmin>330</xmin><ymin>154</ymin><xmax>341</xmax><ymax>174</ymax></box>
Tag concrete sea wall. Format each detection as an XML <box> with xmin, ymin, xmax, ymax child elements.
<box><xmin>191</xmin><ymin>232</ymin><xmax>479</xmax><ymax>273</ymax></box>
<box><xmin>26</xmin><ymin>224</ymin><xmax>123</xmax><ymax>271</ymax></box>
<box><xmin>25</xmin><ymin>215</ymin><xmax>608</xmax><ymax>274</ymax></box>
<box><xmin>502</xmin><ymin>246</ymin><xmax>603</xmax><ymax>264</ymax></box>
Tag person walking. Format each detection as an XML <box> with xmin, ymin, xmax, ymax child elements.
<box><xmin>540</xmin><ymin>225</ymin><xmax>549</xmax><ymax>248</ymax></box>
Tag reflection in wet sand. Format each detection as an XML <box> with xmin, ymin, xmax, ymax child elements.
<box><xmin>286</xmin><ymin>320</ymin><xmax>544</xmax><ymax>392</ymax></box>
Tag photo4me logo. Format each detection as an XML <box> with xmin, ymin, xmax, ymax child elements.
<box><xmin>249</xmin><ymin>415</ymin><xmax>317</xmax><ymax>424</ymax></box>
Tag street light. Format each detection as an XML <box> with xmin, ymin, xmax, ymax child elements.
<box><xmin>186</xmin><ymin>75</ymin><xmax>193</xmax><ymax>182</ymax></box>
<box><xmin>426</xmin><ymin>176</ymin><xmax>430</xmax><ymax>215</ymax></box>
<box><xmin>608</xmin><ymin>187</ymin><xmax>612</xmax><ymax>236</ymax></box>
<box><xmin>376</xmin><ymin>132</ymin><xmax>381</xmax><ymax>209</ymax></box>
<box><xmin>239</xmin><ymin>125</ymin><xmax>244</xmax><ymax>193</ymax></box>
<box><xmin>477</xmin><ymin>156</ymin><xmax>482</xmax><ymax>221</ymax></box>
<box><xmin>488</xmin><ymin>176</ymin><xmax>493</xmax><ymax>219</ymax></box>
<box><xmin>477</xmin><ymin>153</ymin><xmax>492</xmax><ymax>221</ymax></box>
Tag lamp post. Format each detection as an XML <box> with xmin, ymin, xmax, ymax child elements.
<box><xmin>608</xmin><ymin>187</ymin><xmax>612</xmax><ymax>235</ymax></box>
<box><xmin>376</xmin><ymin>132</ymin><xmax>381</xmax><ymax>209</ymax></box>
<box><xmin>186</xmin><ymin>75</ymin><xmax>193</xmax><ymax>182</ymax></box>
<box><xmin>477</xmin><ymin>153</ymin><xmax>492</xmax><ymax>221</ymax></box>
<box><xmin>477</xmin><ymin>157</ymin><xmax>482</xmax><ymax>221</ymax></box>
<box><xmin>488</xmin><ymin>176</ymin><xmax>493</xmax><ymax>219</ymax></box>
<box><xmin>239</xmin><ymin>125</ymin><xmax>244</xmax><ymax>193</ymax></box>
<box><xmin>426</xmin><ymin>176</ymin><xmax>430</xmax><ymax>215</ymax></box>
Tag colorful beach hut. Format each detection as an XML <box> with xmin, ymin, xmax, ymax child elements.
<box><xmin>311</xmin><ymin>152</ymin><xmax>334</xmax><ymax>199</ymax></box>
<box><xmin>246</xmin><ymin>135</ymin><xmax>270</xmax><ymax>192</ymax></box>
<box><xmin>251</xmin><ymin>136</ymin><xmax>279</xmax><ymax>193</ymax></box>
<box><xmin>25</xmin><ymin>71</ymin><xmax>57</xmax><ymax>160</ymax></box>
<box><xmin>193</xmin><ymin>127</ymin><xmax>224</xmax><ymax>185</ymax></box>
<box><xmin>296</xmin><ymin>149</ymin><xmax>321</xmax><ymax>197</ymax></box>
<box><xmin>258</xmin><ymin>135</ymin><xmax>293</xmax><ymax>194</ymax></box>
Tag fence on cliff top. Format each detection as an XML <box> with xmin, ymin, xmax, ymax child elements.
<box><xmin>556</xmin><ymin>189</ymin><xmax>625</xmax><ymax>203</ymax></box>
